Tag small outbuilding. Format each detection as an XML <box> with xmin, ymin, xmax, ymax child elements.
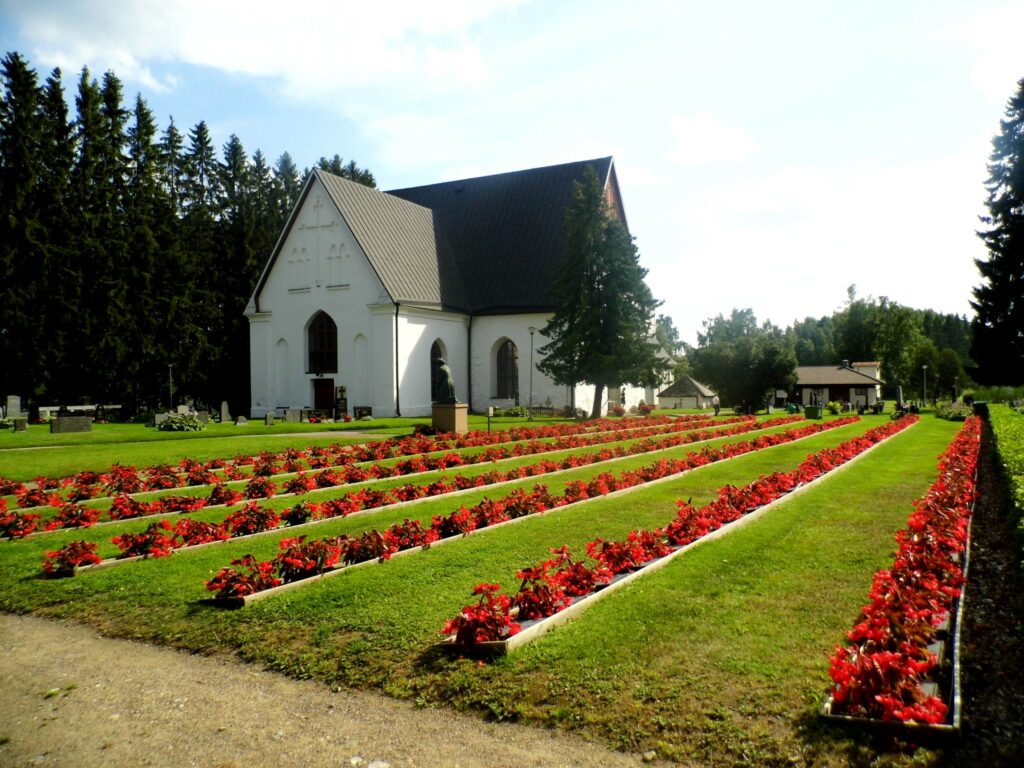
<box><xmin>657</xmin><ymin>375</ymin><xmax>717</xmax><ymax>410</ymax></box>
<box><xmin>794</xmin><ymin>361</ymin><xmax>883</xmax><ymax>409</ymax></box>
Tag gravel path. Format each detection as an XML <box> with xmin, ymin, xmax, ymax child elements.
<box><xmin>0</xmin><ymin>613</ymin><xmax>647</xmax><ymax>768</ymax></box>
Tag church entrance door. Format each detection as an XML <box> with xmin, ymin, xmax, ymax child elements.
<box><xmin>313</xmin><ymin>378</ymin><xmax>335</xmax><ymax>411</ymax></box>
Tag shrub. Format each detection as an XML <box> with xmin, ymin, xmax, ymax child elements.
<box><xmin>157</xmin><ymin>413</ymin><xmax>206</xmax><ymax>432</ymax></box>
<box><xmin>826</xmin><ymin>400</ymin><xmax>843</xmax><ymax>415</ymax></box>
<box><xmin>934</xmin><ymin>399</ymin><xmax>970</xmax><ymax>421</ymax></box>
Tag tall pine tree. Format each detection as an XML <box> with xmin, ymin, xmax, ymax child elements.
<box><xmin>537</xmin><ymin>165</ymin><xmax>667</xmax><ymax>418</ymax></box>
<box><xmin>972</xmin><ymin>76</ymin><xmax>1024</xmax><ymax>384</ymax></box>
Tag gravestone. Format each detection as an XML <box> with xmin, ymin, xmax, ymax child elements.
<box><xmin>195</xmin><ymin>410</ymin><xmax>210</xmax><ymax>424</ymax></box>
<box><xmin>176</xmin><ymin>404</ymin><xmax>190</xmax><ymax>415</ymax></box>
<box><xmin>220</xmin><ymin>401</ymin><xmax>231</xmax><ymax>423</ymax></box>
<box><xmin>235</xmin><ymin>415</ymin><xmax>248</xmax><ymax>425</ymax></box>
<box><xmin>5</xmin><ymin>395</ymin><xmax>21</xmax><ymax>418</ymax></box>
<box><xmin>154</xmin><ymin>412</ymin><xmax>170</xmax><ymax>426</ymax></box>
<box><xmin>50</xmin><ymin>416</ymin><xmax>92</xmax><ymax>433</ymax></box>
<box><xmin>264</xmin><ymin>413</ymin><xmax>275</xmax><ymax>426</ymax></box>
<box><xmin>284</xmin><ymin>409</ymin><xmax>302</xmax><ymax>423</ymax></box>
<box><xmin>13</xmin><ymin>417</ymin><xmax>28</xmax><ymax>432</ymax></box>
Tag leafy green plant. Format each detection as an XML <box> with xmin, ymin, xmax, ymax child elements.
<box><xmin>157</xmin><ymin>414</ymin><xmax>207</xmax><ymax>432</ymax></box>
<box><xmin>934</xmin><ymin>399</ymin><xmax>970</xmax><ymax>421</ymax></box>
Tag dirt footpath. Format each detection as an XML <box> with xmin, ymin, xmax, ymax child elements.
<box><xmin>0</xmin><ymin>614</ymin><xmax>646</xmax><ymax>768</ymax></box>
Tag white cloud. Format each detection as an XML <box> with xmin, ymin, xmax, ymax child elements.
<box><xmin>934</xmin><ymin>2</ymin><xmax>1024</xmax><ymax>104</ymax></box>
<box><xmin>666</xmin><ymin>113</ymin><xmax>756</xmax><ymax>167</ymax></box>
<box><xmin>4</xmin><ymin>0</ymin><xmax>522</xmax><ymax>96</ymax></box>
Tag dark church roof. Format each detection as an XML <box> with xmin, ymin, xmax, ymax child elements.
<box><xmin>388</xmin><ymin>157</ymin><xmax>618</xmax><ymax>315</ymax></box>
<box><xmin>251</xmin><ymin>157</ymin><xmax>624</xmax><ymax>315</ymax></box>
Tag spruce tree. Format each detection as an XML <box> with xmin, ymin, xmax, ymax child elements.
<box><xmin>972</xmin><ymin>76</ymin><xmax>1024</xmax><ymax>384</ymax></box>
<box><xmin>0</xmin><ymin>52</ymin><xmax>43</xmax><ymax>399</ymax></box>
<box><xmin>537</xmin><ymin>165</ymin><xmax>667</xmax><ymax>418</ymax></box>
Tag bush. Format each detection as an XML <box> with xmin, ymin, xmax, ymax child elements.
<box><xmin>934</xmin><ymin>400</ymin><xmax>970</xmax><ymax>421</ymax></box>
<box><xmin>499</xmin><ymin>405</ymin><xmax>529</xmax><ymax>417</ymax></box>
<box><xmin>157</xmin><ymin>413</ymin><xmax>206</xmax><ymax>432</ymax></box>
<box><xmin>826</xmin><ymin>401</ymin><xmax>843</xmax><ymax>415</ymax></box>
<box><xmin>962</xmin><ymin>385</ymin><xmax>1024</xmax><ymax>403</ymax></box>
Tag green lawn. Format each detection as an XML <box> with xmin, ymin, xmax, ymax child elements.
<box><xmin>0</xmin><ymin>415</ymin><xmax>962</xmax><ymax>765</ymax></box>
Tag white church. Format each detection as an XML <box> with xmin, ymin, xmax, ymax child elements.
<box><xmin>245</xmin><ymin>157</ymin><xmax>667</xmax><ymax>419</ymax></box>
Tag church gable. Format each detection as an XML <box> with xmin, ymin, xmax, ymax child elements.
<box><xmin>251</xmin><ymin>176</ymin><xmax>389</xmax><ymax>312</ymax></box>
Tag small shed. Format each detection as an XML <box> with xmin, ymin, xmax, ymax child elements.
<box><xmin>657</xmin><ymin>375</ymin><xmax>717</xmax><ymax>409</ymax></box>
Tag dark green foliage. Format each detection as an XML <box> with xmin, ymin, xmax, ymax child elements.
<box><xmin>0</xmin><ymin>51</ymin><xmax>373</xmax><ymax>416</ymax></box>
<box><xmin>973</xmin><ymin>77</ymin><xmax>1024</xmax><ymax>385</ymax></box>
<box><xmin>537</xmin><ymin>166</ymin><xmax>668</xmax><ymax>418</ymax></box>
<box><xmin>688</xmin><ymin>310</ymin><xmax>797</xmax><ymax>409</ymax></box>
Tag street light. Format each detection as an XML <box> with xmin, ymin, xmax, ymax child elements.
<box><xmin>922</xmin><ymin>365</ymin><xmax>928</xmax><ymax>406</ymax></box>
<box><xmin>528</xmin><ymin>326</ymin><xmax>536</xmax><ymax>420</ymax></box>
<box><xmin>167</xmin><ymin>364</ymin><xmax>173</xmax><ymax>410</ymax></box>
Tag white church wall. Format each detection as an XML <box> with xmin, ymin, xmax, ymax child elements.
<box><xmin>470</xmin><ymin>314</ymin><xmax>567</xmax><ymax>413</ymax></box>
<box><xmin>394</xmin><ymin>307</ymin><xmax>469</xmax><ymax>417</ymax></box>
<box><xmin>248</xmin><ymin>177</ymin><xmax>391</xmax><ymax>417</ymax></box>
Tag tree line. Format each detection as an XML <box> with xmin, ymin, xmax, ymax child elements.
<box><xmin>656</xmin><ymin>289</ymin><xmax>972</xmax><ymax>408</ymax></box>
<box><xmin>0</xmin><ymin>51</ymin><xmax>373</xmax><ymax>415</ymax></box>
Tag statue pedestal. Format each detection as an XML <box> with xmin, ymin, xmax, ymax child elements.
<box><xmin>432</xmin><ymin>403</ymin><xmax>468</xmax><ymax>435</ymax></box>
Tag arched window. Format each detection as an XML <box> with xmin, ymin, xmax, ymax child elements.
<box><xmin>307</xmin><ymin>311</ymin><xmax>338</xmax><ymax>374</ymax></box>
<box><xmin>496</xmin><ymin>339</ymin><xmax>518</xmax><ymax>400</ymax></box>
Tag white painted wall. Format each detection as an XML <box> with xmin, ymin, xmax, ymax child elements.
<box><xmin>395</xmin><ymin>306</ymin><xmax>469</xmax><ymax>417</ymax></box>
<box><xmin>247</xmin><ymin>177</ymin><xmax>391</xmax><ymax>417</ymax></box>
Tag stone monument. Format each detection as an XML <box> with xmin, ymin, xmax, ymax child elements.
<box><xmin>430</xmin><ymin>356</ymin><xmax>468</xmax><ymax>434</ymax></box>
<box><xmin>5</xmin><ymin>395</ymin><xmax>22</xmax><ymax>419</ymax></box>
<box><xmin>220</xmin><ymin>401</ymin><xmax>231</xmax><ymax>424</ymax></box>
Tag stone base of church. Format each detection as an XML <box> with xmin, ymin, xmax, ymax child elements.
<box><xmin>432</xmin><ymin>403</ymin><xmax>468</xmax><ymax>435</ymax></box>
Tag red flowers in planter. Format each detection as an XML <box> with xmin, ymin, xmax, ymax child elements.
<box><xmin>42</xmin><ymin>540</ymin><xmax>102</xmax><ymax>576</ymax></box>
<box><xmin>244</xmin><ymin>476</ymin><xmax>278</xmax><ymax>499</ymax></box>
<box><xmin>224</xmin><ymin>502</ymin><xmax>280</xmax><ymax>536</ymax></box>
<box><xmin>206</xmin><ymin>554</ymin><xmax>282</xmax><ymax>598</ymax></box>
<box><xmin>274</xmin><ymin>535</ymin><xmax>344</xmax><ymax>582</ymax></box>
<box><xmin>1</xmin><ymin>508</ymin><xmax>40</xmax><ymax>538</ymax></box>
<box><xmin>112</xmin><ymin>519</ymin><xmax>179</xmax><ymax>558</ymax></box>
<box><xmin>826</xmin><ymin>416</ymin><xmax>980</xmax><ymax>725</ymax></box>
<box><xmin>443</xmin><ymin>583</ymin><xmax>521</xmax><ymax>644</ymax></box>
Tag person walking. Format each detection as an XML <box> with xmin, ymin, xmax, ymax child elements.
<box><xmin>712</xmin><ymin>395</ymin><xmax>720</xmax><ymax>416</ymax></box>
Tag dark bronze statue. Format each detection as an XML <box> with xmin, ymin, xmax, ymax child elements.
<box><xmin>431</xmin><ymin>356</ymin><xmax>456</xmax><ymax>404</ymax></box>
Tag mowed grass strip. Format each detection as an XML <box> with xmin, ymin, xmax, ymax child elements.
<box><xmin>2</xmin><ymin>418</ymin><xmax>871</xmax><ymax>562</ymax></box>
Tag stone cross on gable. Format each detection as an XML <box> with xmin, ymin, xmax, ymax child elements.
<box><xmin>306</xmin><ymin>194</ymin><xmax>337</xmax><ymax>287</ymax></box>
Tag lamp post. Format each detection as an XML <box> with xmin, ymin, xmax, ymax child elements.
<box><xmin>528</xmin><ymin>326</ymin><xmax>536</xmax><ymax>420</ymax></box>
<box><xmin>922</xmin><ymin>365</ymin><xmax>927</xmax><ymax>406</ymax></box>
<box><xmin>167</xmin><ymin>364</ymin><xmax>173</xmax><ymax>410</ymax></box>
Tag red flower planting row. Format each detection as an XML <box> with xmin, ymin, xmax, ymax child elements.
<box><xmin>9</xmin><ymin>415</ymin><xmax>778</xmax><ymax>538</ymax></box>
<box><xmin>824</xmin><ymin>416</ymin><xmax>981</xmax><ymax>726</ymax></box>
<box><xmin>440</xmin><ymin>415</ymin><xmax>919</xmax><ymax>648</ymax></box>
<box><xmin>2</xmin><ymin>415</ymin><xmax>694</xmax><ymax>504</ymax></box>
<box><xmin>196</xmin><ymin>416</ymin><xmax>862</xmax><ymax>602</ymax></box>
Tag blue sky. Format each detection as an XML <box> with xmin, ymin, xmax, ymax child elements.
<box><xmin>3</xmin><ymin>0</ymin><xmax>1022</xmax><ymax>344</ymax></box>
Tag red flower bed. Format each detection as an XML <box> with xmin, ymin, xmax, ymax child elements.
<box><xmin>201</xmin><ymin>415</ymin><xmax>872</xmax><ymax>601</ymax></box>
<box><xmin>42</xmin><ymin>540</ymin><xmax>102</xmax><ymax>576</ymax></box>
<box><xmin>441</xmin><ymin>416</ymin><xmax>919</xmax><ymax>645</ymax></box>
<box><xmin>826</xmin><ymin>416</ymin><xmax>980</xmax><ymax>726</ymax></box>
